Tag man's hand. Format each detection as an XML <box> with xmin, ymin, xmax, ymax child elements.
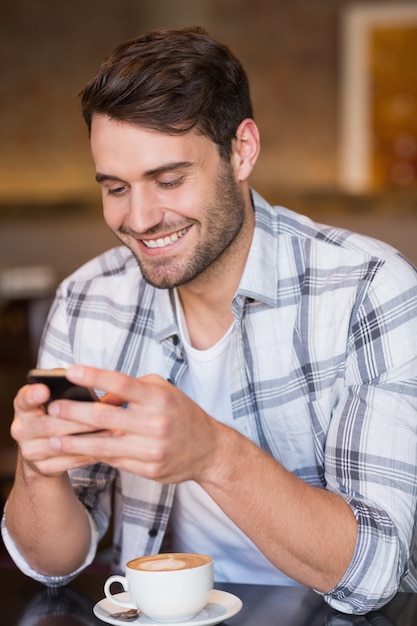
<box><xmin>13</xmin><ymin>365</ymin><xmax>222</xmax><ymax>482</ymax></box>
<box><xmin>11</xmin><ymin>372</ymin><xmax>122</xmax><ymax>477</ymax></box>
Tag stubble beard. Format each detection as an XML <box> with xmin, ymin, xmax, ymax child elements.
<box><xmin>118</xmin><ymin>162</ymin><xmax>249</xmax><ymax>290</ymax></box>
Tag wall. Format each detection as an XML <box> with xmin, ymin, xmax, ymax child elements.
<box><xmin>3</xmin><ymin>0</ymin><xmax>417</xmax><ymax>201</ymax></box>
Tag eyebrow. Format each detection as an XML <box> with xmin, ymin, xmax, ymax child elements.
<box><xmin>95</xmin><ymin>161</ymin><xmax>194</xmax><ymax>184</ymax></box>
<box><xmin>95</xmin><ymin>173</ymin><xmax>121</xmax><ymax>184</ymax></box>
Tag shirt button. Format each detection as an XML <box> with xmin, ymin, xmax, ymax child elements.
<box><xmin>148</xmin><ymin>528</ymin><xmax>158</xmax><ymax>537</ymax></box>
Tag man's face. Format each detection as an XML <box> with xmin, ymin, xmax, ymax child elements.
<box><xmin>90</xmin><ymin>114</ymin><xmax>253</xmax><ymax>289</ymax></box>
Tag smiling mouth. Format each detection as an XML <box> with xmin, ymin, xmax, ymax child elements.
<box><xmin>141</xmin><ymin>227</ymin><xmax>189</xmax><ymax>249</ymax></box>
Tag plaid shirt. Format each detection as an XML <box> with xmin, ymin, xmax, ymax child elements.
<box><xmin>3</xmin><ymin>190</ymin><xmax>417</xmax><ymax>614</ymax></box>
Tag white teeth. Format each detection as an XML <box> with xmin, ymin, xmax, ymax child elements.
<box><xmin>143</xmin><ymin>228</ymin><xmax>187</xmax><ymax>249</ymax></box>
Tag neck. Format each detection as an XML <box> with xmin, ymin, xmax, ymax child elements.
<box><xmin>177</xmin><ymin>197</ymin><xmax>254</xmax><ymax>349</ymax></box>
<box><xmin>177</xmin><ymin>284</ymin><xmax>234</xmax><ymax>350</ymax></box>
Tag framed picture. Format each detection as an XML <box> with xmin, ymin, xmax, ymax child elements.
<box><xmin>339</xmin><ymin>3</ymin><xmax>417</xmax><ymax>193</ymax></box>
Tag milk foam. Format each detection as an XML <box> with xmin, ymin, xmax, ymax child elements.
<box><xmin>141</xmin><ymin>556</ymin><xmax>185</xmax><ymax>571</ymax></box>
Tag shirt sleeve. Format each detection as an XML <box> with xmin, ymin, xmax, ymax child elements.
<box><xmin>322</xmin><ymin>252</ymin><xmax>417</xmax><ymax>613</ymax></box>
<box><xmin>0</xmin><ymin>274</ymin><xmax>118</xmax><ymax>582</ymax></box>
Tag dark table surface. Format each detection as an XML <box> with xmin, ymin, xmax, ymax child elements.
<box><xmin>2</xmin><ymin>564</ymin><xmax>417</xmax><ymax>626</ymax></box>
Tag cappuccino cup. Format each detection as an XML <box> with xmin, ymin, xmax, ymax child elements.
<box><xmin>104</xmin><ymin>552</ymin><xmax>213</xmax><ymax>622</ymax></box>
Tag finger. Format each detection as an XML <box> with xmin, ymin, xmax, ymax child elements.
<box><xmin>28</xmin><ymin>453</ymin><xmax>100</xmax><ymax>477</ymax></box>
<box><xmin>66</xmin><ymin>365</ymin><xmax>166</xmax><ymax>406</ymax></box>
<box><xmin>14</xmin><ymin>383</ymin><xmax>51</xmax><ymax>413</ymax></box>
<box><xmin>18</xmin><ymin>431</ymin><xmax>100</xmax><ymax>474</ymax></box>
<box><xmin>48</xmin><ymin>398</ymin><xmax>135</xmax><ymax>434</ymax></box>
<box><xmin>48</xmin><ymin>429</ymin><xmax>163</xmax><ymax>464</ymax></box>
<box><xmin>13</xmin><ymin>408</ymin><xmax>104</xmax><ymax>443</ymax></box>
<box><xmin>11</xmin><ymin>387</ymin><xmax>51</xmax><ymax>443</ymax></box>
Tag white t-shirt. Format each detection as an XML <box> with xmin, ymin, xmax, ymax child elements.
<box><xmin>171</xmin><ymin>291</ymin><xmax>299</xmax><ymax>585</ymax></box>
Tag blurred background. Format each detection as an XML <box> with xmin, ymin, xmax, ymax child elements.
<box><xmin>0</xmin><ymin>0</ymin><xmax>416</xmax><ymax>503</ymax></box>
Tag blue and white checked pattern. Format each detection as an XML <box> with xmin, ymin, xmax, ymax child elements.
<box><xmin>3</xmin><ymin>190</ymin><xmax>417</xmax><ymax>614</ymax></box>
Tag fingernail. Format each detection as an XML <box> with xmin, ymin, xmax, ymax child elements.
<box><xmin>32</xmin><ymin>387</ymin><xmax>46</xmax><ymax>404</ymax></box>
<box><xmin>49</xmin><ymin>437</ymin><xmax>62</xmax><ymax>451</ymax></box>
<box><xmin>48</xmin><ymin>401</ymin><xmax>60</xmax><ymax>416</ymax></box>
<box><xmin>67</xmin><ymin>365</ymin><xmax>83</xmax><ymax>381</ymax></box>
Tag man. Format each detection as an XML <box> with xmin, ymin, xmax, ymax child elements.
<box><xmin>2</xmin><ymin>27</ymin><xmax>417</xmax><ymax>615</ymax></box>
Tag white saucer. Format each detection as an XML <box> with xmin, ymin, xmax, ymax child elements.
<box><xmin>93</xmin><ymin>589</ymin><xmax>242</xmax><ymax>626</ymax></box>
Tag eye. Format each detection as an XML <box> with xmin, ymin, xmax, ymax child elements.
<box><xmin>158</xmin><ymin>176</ymin><xmax>185</xmax><ymax>189</ymax></box>
<box><xmin>106</xmin><ymin>184</ymin><xmax>128</xmax><ymax>196</ymax></box>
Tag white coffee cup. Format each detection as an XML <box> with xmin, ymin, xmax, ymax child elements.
<box><xmin>104</xmin><ymin>552</ymin><xmax>214</xmax><ymax>623</ymax></box>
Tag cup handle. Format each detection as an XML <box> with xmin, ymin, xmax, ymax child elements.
<box><xmin>104</xmin><ymin>575</ymin><xmax>135</xmax><ymax>608</ymax></box>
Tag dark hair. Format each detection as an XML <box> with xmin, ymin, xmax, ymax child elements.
<box><xmin>79</xmin><ymin>26</ymin><xmax>253</xmax><ymax>160</ymax></box>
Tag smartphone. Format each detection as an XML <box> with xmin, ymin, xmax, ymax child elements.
<box><xmin>27</xmin><ymin>368</ymin><xmax>98</xmax><ymax>403</ymax></box>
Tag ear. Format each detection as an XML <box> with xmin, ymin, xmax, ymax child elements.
<box><xmin>231</xmin><ymin>118</ymin><xmax>260</xmax><ymax>181</ymax></box>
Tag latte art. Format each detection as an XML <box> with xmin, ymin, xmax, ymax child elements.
<box><xmin>129</xmin><ymin>552</ymin><xmax>211</xmax><ymax>572</ymax></box>
<box><xmin>140</xmin><ymin>556</ymin><xmax>187</xmax><ymax>571</ymax></box>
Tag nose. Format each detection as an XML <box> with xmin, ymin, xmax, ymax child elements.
<box><xmin>127</xmin><ymin>185</ymin><xmax>164</xmax><ymax>234</ymax></box>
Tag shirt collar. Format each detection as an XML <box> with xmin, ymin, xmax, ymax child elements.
<box><xmin>153</xmin><ymin>287</ymin><xmax>178</xmax><ymax>343</ymax></box>
<box><xmin>235</xmin><ymin>189</ymin><xmax>280</xmax><ymax>307</ymax></box>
